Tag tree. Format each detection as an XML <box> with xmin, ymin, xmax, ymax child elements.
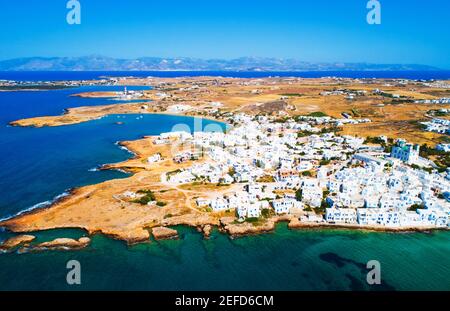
<box><xmin>295</xmin><ymin>188</ymin><xmax>303</xmax><ymax>201</ymax></box>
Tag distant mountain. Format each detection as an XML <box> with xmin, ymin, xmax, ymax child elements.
<box><xmin>0</xmin><ymin>56</ymin><xmax>441</xmax><ymax>72</ymax></box>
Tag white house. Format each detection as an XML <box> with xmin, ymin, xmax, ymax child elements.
<box><xmin>272</xmin><ymin>198</ymin><xmax>300</xmax><ymax>214</ymax></box>
<box><xmin>325</xmin><ymin>208</ymin><xmax>357</xmax><ymax>224</ymax></box>
<box><xmin>196</xmin><ymin>198</ymin><xmax>211</xmax><ymax>207</ymax></box>
<box><xmin>210</xmin><ymin>198</ymin><xmax>229</xmax><ymax>212</ymax></box>
<box><xmin>390</xmin><ymin>141</ymin><xmax>420</xmax><ymax>165</ymax></box>
<box><xmin>147</xmin><ymin>153</ymin><xmax>162</xmax><ymax>163</ymax></box>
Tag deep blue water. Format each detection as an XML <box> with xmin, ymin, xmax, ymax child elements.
<box><xmin>1</xmin><ymin>70</ymin><xmax>450</xmax><ymax>81</ymax></box>
<box><xmin>0</xmin><ymin>86</ymin><xmax>224</xmax><ymax>219</ymax></box>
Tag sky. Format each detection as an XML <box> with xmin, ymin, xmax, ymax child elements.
<box><xmin>0</xmin><ymin>0</ymin><xmax>449</xmax><ymax>68</ymax></box>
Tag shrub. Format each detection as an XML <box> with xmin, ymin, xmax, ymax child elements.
<box><xmin>133</xmin><ymin>189</ymin><xmax>156</xmax><ymax>205</ymax></box>
<box><xmin>319</xmin><ymin>159</ymin><xmax>331</xmax><ymax>166</ymax></box>
<box><xmin>308</xmin><ymin>111</ymin><xmax>328</xmax><ymax>117</ymax></box>
<box><xmin>295</xmin><ymin>188</ymin><xmax>303</xmax><ymax>201</ymax></box>
<box><xmin>408</xmin><ymin>204</ymin><xmax>425</xmax><ymax>212</ymax></box>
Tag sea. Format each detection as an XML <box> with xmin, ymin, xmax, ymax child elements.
<box><xmin>0</xmin><ymin>71</ymin><xmax>449</xmax><ymax>291</ymax></box>
<box><xmin>1</xmin><ymin>70</ymin><xmax>450</xmax><ymax>81</ymax></box>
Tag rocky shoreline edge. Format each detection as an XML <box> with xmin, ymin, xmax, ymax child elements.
<box><xmin>2</xmin><ymin>214</ymin><xmax>447</xmax><ymax>254</ymax></box>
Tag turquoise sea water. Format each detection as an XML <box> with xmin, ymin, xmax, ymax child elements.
<box><xmin>0</xmin><ymin>81</ymin><xmax>449</xmax><ymax>291</ymax></box>
<box><xmin>0</xmin><ymin>225</ymin><xmax>449</xmax><ymax>291</ymax></box>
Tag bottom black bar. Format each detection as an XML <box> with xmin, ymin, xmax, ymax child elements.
<box><xmin>0</xmin><ymin>291</ymin><xmax>447</xmax><ymax>310</ymax></box>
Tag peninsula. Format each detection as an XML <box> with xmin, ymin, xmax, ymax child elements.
<box><xmin>1</xmin><ymin>76</ymin><xmax>450</xmax><ymax>249</ymax></box>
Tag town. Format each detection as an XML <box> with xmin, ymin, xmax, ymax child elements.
<box><xmin>146</xmin><ymin>111</ymin><xmax>450</xmax><ymax>230</ymax></box>
<box><xmin>0</xmin><ymin>77</ymin><xmax>116</xmax><ymax>91</ymax></box>
<box><xmin>3</xmin><ymin>75</ymin><xmax>450</xmax><ymax>243</ymax></box>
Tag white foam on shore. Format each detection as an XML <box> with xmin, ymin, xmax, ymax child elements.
<box><xmin>112</xmin><ymin>168</ymin><xmax>129</xmax><ymax>174</ymax></box>
<box><xmin>0</xmin><ymin>191</ymin><xmax>71</xmax><ymax>222</ymax></box>
<box><xmin>0</xmin><ymin>140</ymin><xmax>138</xmax><ymax>224</ymax></box>
<box><xmin>89</xmin><ymin>164</ymin><xmax>129</xmax><ymax>175</ymax></box>
<box><xmin>114</xmin><ymin>141</ymin><xmax>137</xmax><ymax>157</ymax></box>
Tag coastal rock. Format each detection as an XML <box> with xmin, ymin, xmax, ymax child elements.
<box><xmin>219</xmin><ymin>216</ymin><xmax>236</xmax><ymax>226</ymax></box>
<box><xmin>220</xmin><ymin>217</ymin><xmax>276</xmax><ymax>237</ymax></box>
<box><xmin>152</xmin><ymin>227</ymin><xmax>178</xmax><ymax>240</ymax></box>
<box><xmin>202</xmin><ymin>225</ymin><xmax>212</xmax><ymax>238</ymax></box>
<box><xmin>9</xmin><ymin>102</ymin><xmax>149</xmax><ymax>128</ymax></box>
<box><xmin>26</xmin><ymin>237</ymin><xmax>91</xmax><ymax>252</ymax></box>
<box><xmin>0</xmin><ymin>235</ymin><xmax>35</xmax><ymax>251</ymax></box>
<box><xmin>287</xmin><ymin>217</ymin><xmax>323</xmax><ymax>229</ymax></box>
<box><xmin>162</xmin><ymin>213</ymin><xmax>219</xmax><ymax>228</ymax></box>
<box><xmin>288</xmin><ymin>217</ymin><xmax>303</xmax><ymax>229</ymax></box>
<box><xmin>71</xmin><ymin>91</ymin><xmax>118</xmax><ymax>98</ymax></box>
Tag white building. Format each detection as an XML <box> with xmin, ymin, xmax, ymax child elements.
<box><xmin>147</xmin><ymin>153</ymin><xmax>162</xmax><ymax>163</ymax></box>
<box><xmin>357</xmin><ymin>208</ymin><xmax>401</xmax><ymax>227</ymax></box>
<box><xmin>325</xmin><ymin>208</ymin><xmax>357</xmax><ymax>224</ymax></box>
<box><xmin>391</xmin><ymin>141</ymin><xmax>420</xmax><ymax>165</ymax></box>
<box><xmin>272</xmin><ymin>198</ymin><xmax>298</xmax><ymax>214</ymax></box>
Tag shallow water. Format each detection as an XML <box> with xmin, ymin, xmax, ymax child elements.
<box><xmin>0</xmin><ymin>225</ymin><xmax>449</xmax><ymax>290</ymax></box>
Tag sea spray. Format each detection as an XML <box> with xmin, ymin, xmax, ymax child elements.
<box><xmin>114</xmin><ymin>141</ymin><xmax>137</xmax><ymax>157</ymax></box>
<box><xmin>0</xmin><ymin>191</ymin><xmax>71</xmax><ymax>222</ymax></box>
<box><xmin>88</xmin><ymin>141</ymin><xmax>136</xmax><ymax>173</ymax></box>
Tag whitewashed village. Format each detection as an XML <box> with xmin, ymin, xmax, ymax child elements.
<box><xmin>142</xmin><ymin>111</ymin><xmax>450</xmax><ymax>231</ymax></box>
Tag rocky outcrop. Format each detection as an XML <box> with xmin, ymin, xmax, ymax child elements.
<box><xmin>202</xmin><ymin>225</ymin><xmax>212</xmax><ymax>238</ymax></box>
<box><xmin>0</xmin><ymin>235</ymin><xmax>35</xmax><ymax>252</ymax></box>
<box><xmin>22</xmin><ymin>237</ymin><xmax>91</xmax><ymax>252</ymax></box>
<box><xmin>220</xmin><ymin>217</ymin><xmax>276</xmax><ymax>237</ymax></box>
<box><xmin>152</xmin><ymin>227</ymin><xmax>178</xmax><ymax>240</ymax></box>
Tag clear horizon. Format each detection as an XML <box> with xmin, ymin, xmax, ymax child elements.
<box><xmin>0</xmin><ymin>0</ymin><xmax>449</xmax><ymax>68</ymax></box>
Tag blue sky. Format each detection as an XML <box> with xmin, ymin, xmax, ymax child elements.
<box><xmin>0</xmin><ymin>0</ymin><xmax>449</xmax><ymax>68</ymax></box>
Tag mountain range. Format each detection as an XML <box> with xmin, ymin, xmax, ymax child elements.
<box><xmin>0</xmin><ymin>56</ymin><xmax>441</xmax><ymax>72</ymax></box>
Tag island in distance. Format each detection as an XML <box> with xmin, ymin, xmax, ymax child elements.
<box><xmin>0</xmin><ymin>56</ymin><xmax>441</xmax><ymax>72</ymax></box>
